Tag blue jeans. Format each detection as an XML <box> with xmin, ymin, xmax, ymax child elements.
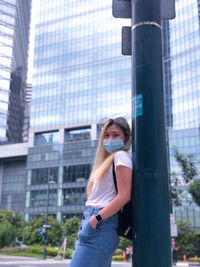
<box><xmin>69</xmin><ymin>206</ymin><xmax>119</xmax><ymax>267</ymax></box>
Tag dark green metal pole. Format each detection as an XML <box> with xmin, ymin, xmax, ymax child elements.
<box><xmin>131</xmin><ymin>0</ymin><xmax>171</xmax><ymax>266</ymax></box>
<box><xmin>43</xmin><ymin>169</ymin><xmax>50</xmax><ymax>260</ymax></box>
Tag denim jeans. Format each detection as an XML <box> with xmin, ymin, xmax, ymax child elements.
<box><xmin>69</xmin><ymin>206</ymin><xmax>119</xmax><ymax>267</ymax></box>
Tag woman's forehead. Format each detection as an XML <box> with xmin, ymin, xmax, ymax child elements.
<box><xmin>105</xmin><ymin>124</ymin><xmax>123</xmax><ymax>132</ymax></box>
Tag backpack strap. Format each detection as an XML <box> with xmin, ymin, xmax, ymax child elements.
<box><xmin>112</xmin><ymin>162</ymin><xmax>118</xmax><ymax>193</ymax></box>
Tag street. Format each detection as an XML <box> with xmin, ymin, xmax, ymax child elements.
<box><xmin>0</xmin><ymin>255</ymin><xmax>199</xmax><ymax>267</ymax></box>
<box><xmin>0</xmin><ymin>255</ymin><xmax>131</xmax><ymax>267</ymax></box>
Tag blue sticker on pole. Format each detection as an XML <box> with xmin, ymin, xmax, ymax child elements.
<box><xmin>133</xmin><ymin>94</ymin><xmax>143</xmax><ymax>118</ymax></box>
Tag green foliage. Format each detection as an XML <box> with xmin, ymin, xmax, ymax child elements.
<box><xmin>118</xmin><ymin>237</ymin><xmax>132</xmax><ymax>251</ymax></box>
<box><xmin>0</xmin><ymin>245</ymin><xmax>72</xmax><ymax>259</ymax></box>
<box><xmin>169</xmin><ymin>184</ymin><xmax>183</xmax><ymax>207</ymax></box>
<box><xmin>188</xmin><ymin>257</ymin><xmax>200</xmax><ymax>262</ymax></box>
<box><xmin>22</xmin><ymin>216</ymin><xmax>62</xmax><ymax>246</ymax></box>
<box><xmin>170</xmin><ymin>149</ymin><xmax>199</xmax><ymax>207</ymax></box>
<box><xmin>63</xmin><ymin>217</ymin><xmax>80</xmax><ymax>249</ymax></box>
<box><xmin>174</xmin><ymin>149</ymin><xmax>198</xmax><ymax>183</ymax></box>
<box><xmin>63</xmin><ymin>217</ymin><xmax>80</xmax><ymax>236</ymax></box>
<box><xmin>112</xmin><ymin>255</ymin><xmax>123</xmax><ymax>261</ymax></box>
<box><xmin>176</xmin><ymin>220</ymin><xmax>199</xmax><ymax>257</ymax></box>
<box><xmin>188</xmin><ymin>180</ymin><xmax>200</xmax><ymax>207</ymax></box>
<box><xmin>0</xmin><ymin>209</ymin><xmax>26</xmax><ymax>246</ymax></box>
<box><xmin>0</xmin><ymin>222</ymin><xmax>15</xmax><ymax>248</ymax></box>
<box><xmin>0</xmin><ymin>246</ymin><xmax>29</xmax><ymax>253</ymax></box>
<box><xmin>65</xmin><ymin>250</ymin><xmax>72</xmax><ymax>259</ymax></box>
<box><xmin>29</xmin><ymin>246</ymin><xmax>43</xmax><ymax>254</ymax></box>
<box><xmin>114</xmin><ymin>249</ymin><xmax>123</xmax><ymax>255</ymax></box>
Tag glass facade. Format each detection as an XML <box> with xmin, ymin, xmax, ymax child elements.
<box><xmin>30</xmin><ymin>0</ymin><xmax>131</xmax><ymax>129</ymax></box>
<box><xmin>0</xmin><ymin>0</ymin><xmax>15</xmax><ymax>141</ymax></box>
<box><xmin>25</xmin><ymin>140</ymin><xmax>96</xmax><ymax>221</ymax></box>
<box><xmin>169</xmin><ymin>0</ymin><xmax>200</xmax><ymax>130</ymax></box>
<box><xmin>34</xmin><ymin>131</ymin><xmax>59</xmax><ymax>146</ymax></box>
<box><xmin>1</xmin><ymin>159</ymin><xmax>26</xmax><ymax>213</ymax></box>
<box><xmin>0</xmin><ymin>0</ymin><xmax>31</xmax><ymax>143</ymax></box>
<box><xmin>166</xmin><ymin>0</ymin><xmax>200</xmax><ymax>228</ymax></box>
<box><xmin>64</xmin><ymin>127</ymin><xmax>91</xmax><ymax>142</ymax></box>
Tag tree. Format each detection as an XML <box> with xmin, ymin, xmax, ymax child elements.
<box><xmin>170</xmin><ymin>149</ymin><xmax>199</xmax><ymax>207</ymax></box>
<box><xmin>118</xmin><ymin>237</ymin><xmax>132</xmax><ymax>251</ymax></box>
<box><xmin>0</xmin><ymin>209</ymin><xmax>26</xmax><ymax>245</ymax></box>
<box><xmin>63</xmin><ymin>217</ymin><xmax>80</xmax><ymax>249</ymax></box>
<box><xmin>188</xmin><ymin>180</ymin><xmax>200</xmax><ymax>206</ymax></box>
<box><xmin>0</xmin><ymin>222</ymin><xmax>15</xmax><ymax>248</ymax></box>
<box><xmin>176</xmin><ymin>220</ymin><xmax>199</xmax><ymax>257</ymax></box>
<box><xmin>22</xmin><ymin>215</ymin><xmax>62</xmax><ymax>246</ymax></box>
<box><xmin>169</xmin><ymin>171</ymin><xmax>183</xmax><ymax>207</ymax></box>
<box><xmin>174</xmin><ymin>149</ymin><xmax>198</xmax><ymax>183</ymax></box>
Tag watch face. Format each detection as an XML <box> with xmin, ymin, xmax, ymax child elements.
<box><xmin>96</xmin><ymin>214</ymin><xmax>102</xmax><ymax>222</ymax></box>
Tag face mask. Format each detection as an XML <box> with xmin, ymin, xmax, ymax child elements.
<box><xmin>103</xmin><ymin>139</ymin><xmax>125</xmax><ymax>154</ymax></box>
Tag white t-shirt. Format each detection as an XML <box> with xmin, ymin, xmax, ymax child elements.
<box><xmin>85</xmin><ymin>150</ymin><xmax>132</xmax><ymax>209</ymax></box>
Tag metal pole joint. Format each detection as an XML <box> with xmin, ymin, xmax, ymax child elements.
<box><xmin>132</xmin><ymin>21</ymin><xmax>163</xmax><ymax>31</ymax></box>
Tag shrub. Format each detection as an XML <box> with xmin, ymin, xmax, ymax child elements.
<box><xmin>46</xmin><ymin>247</ymin><xmax>58</xmax><ymax>257</ymax></box>
<box><xmin>112</xmin><ymin>255</ymin><xmax>123</xmax><ymax>261</ymax></box>
<box><xmin>188</xmin><ymin>257</ymin><xmax>200</xmax><ymax>262</ymax></box>
<box><xmin>29</xmin><ymin>246</ymin><xmax>43</xmax><ymax>254</ymax></box>
<box><xmin>114</xmin><ymin>249</ymin><xmax>123</xmax><ymax>255</ymax></box>
<box><xmin>0</xmin><ymin>246</ymin><xmax>29</xmax><ymax>253</ymax></box>
<box><xmin>29</xmin><ymin>245</ymin><xmax>72</xmax><ymax>259</ymax></box>
<box><xmin>65</xmin><ymin>250</ymin><xmax>72</xmax><ymax>259</ymax></box>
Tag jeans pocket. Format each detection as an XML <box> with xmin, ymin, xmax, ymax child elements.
<box><xmin>88</xmin><ymin>221</ymin><xmax>100</xmax><ymax>233</ymax></box>
<box><xmin>78</xmin><ymin>221</ymin><xmax>100</xmax><ymax>247</ymax></box>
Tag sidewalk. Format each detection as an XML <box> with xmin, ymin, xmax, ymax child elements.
<box><xmin>0</xmin><ymin>255</ymin><xmax>131</xmax><ymax>266</ymax></box>
<box><xmin>175</xmin><ymin>262</ymin><xmax>200</xmax><ymax>267</ymax></box>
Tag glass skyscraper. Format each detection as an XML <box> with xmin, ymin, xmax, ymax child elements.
<box><xmin>31</xmin><ymin>0</ymin><xmax>131</xmax><ymax>129</ymax></box>
<box><xmin>167</xmin><ymin>0</ymin><xmax>200</xmax><ymax>230</ymax></box>
<box><xmin>0</xmin><ymin>0</ymin><xmax>31</xmax><ymax>143</ymax></box>
<box><xmin>0</xmin><ymin>0</ymin><xmax>200</xmax><ymax>228</ymax></box>
<box><xmin>0</xmin><ymin>0</ymin><xmax>31</xmax><ymax>213</ymax></box>
<box><xmin>25</xmin><ymin>0</ymin><xmax>132</xmax><ymax>222</ymax></box>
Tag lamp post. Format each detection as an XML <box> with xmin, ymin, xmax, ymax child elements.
<box><xmin>131</xmin><ymin>1</ymin><xmax>172</xmax><ymax>266</ymax></box>
<box><xmin>42</xmin><ymin>168</ymin><xmax>54</xmax><ymax>260</ymax></box>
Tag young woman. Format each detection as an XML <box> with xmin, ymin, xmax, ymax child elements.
<box><xmin>69</xmin><ymin>117</ymin><xmax>132</xmax><ymax>267</ymax></box>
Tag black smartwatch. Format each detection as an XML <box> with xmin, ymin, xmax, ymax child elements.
<box><xmin>95</xmin><ymin>213</ymin><xmax>103</xmax><ymax>223</ymax></box>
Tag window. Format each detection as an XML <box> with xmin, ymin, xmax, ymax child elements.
<box><xmin>34</xmin><ymin>131</ymin><xmax>59</xmax><ymax>146</ymax></box>
<box><xmin>63</xmin><ymin>187</ymin><xmax>86</xmax><ymax>205</ymax></box>
<box><xmin>64</xmin><ymin>127</ymin><xmax>91</xmax><ymax>142</ymax></box>
<box><xmin>30</xmin><ymin>189</ymin><xmax>57</xmax><ymax>207</ymax></box>
<box><xmin>31</xmin><ymin>167</ymin><xmax>58</xmax><ymax>185</ymax></box>
<box><xmin>63</xmin><ymin>164</ymin><xmax>91</xmax><ymax>183</ymax></box>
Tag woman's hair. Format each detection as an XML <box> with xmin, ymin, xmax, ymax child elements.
<box><xmin>87</xmin><ymin>117</ymin><xmax>132</xmax><ymax>197</ymax></box>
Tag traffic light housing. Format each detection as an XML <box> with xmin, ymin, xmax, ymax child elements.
<box><xmin>42</xmin><ymin>232</ymin><xmax>47</xmax><ymax>244</ymax></box>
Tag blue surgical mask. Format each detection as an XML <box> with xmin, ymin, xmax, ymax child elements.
<box><xmin>103</xmin><ymin>139</ymin><xmax>125</xmax><ymax>154</ymax></box>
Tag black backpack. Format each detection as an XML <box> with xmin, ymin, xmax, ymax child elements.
<box><xmin>112</xmin><ymin>162</ymin><xmax>133</xmax><ymax>240</ymax></box>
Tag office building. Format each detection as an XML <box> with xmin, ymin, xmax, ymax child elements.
<box><xmin>167</xmin><ymin>0</ymin><xmax>200</xmax><ymax>230</ymax></box>
<box><xmin>0</xmin><ymin>0</ymin><xmax>31</xmax><ymax>212</ymax></box>
<box><xmin>0</xmin><ymin>0</ymin><xmax>199</xmax><ymax>228</ymax></box>
<box><xmin>0</xmin><ymin>0</ymin><xmax>31</xmax><ymax>143</ymax></box>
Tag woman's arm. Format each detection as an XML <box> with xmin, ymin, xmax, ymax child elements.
<box><xmin>90</xmin><ymin>165</ymin><xmax>132</xmax><ymax>229</ymax></box>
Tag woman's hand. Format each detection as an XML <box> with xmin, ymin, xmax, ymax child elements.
<box><xmin>89</xmin><ymin>215</ymin><xmax>98</xmax><ymax>229</ymax></box>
